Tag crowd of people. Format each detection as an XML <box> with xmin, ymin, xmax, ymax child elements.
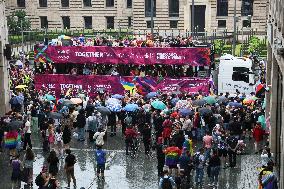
<box><xmin>0</xmin><ymin>41</ymin><xmax>277</xmax><ymax>189</ymax></box>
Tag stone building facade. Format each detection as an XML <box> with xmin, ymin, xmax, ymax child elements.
<box><xmin>266</xmin><ymin>0</ymin><xmax>284</xmax><ymax>186</ymax></box>
<box><xmin>5</xmin><ymin>0</ymin><xmax>268</xmax><ymax>34</ymax></box>
<box><xmin>0</xmin><ymin>0</ymin><xmax>10</xmax><ymax>116</ymax></box>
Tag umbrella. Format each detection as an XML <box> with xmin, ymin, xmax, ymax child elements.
<box><xmin>62</xmin><ymin>99</ymin><xmax>76</xmax><ymax>107</ymax></box>
<box><xmin>171</xmin><ymin>98</ymin><xmax>179</xmax><ymax>106</ymax></box>
<box><xmin>228</xmin><ymin>102</ymin><xmax>242</xmax><ymax>108</ymax></box>
<box><xmin>175</xmin><ymin>100</ymin><xmax>188</xmax><ymax>109</ymax></box>
<box><xmin>111</xmin><ymin>94</ymin><xmax>124</xmax><ymax>99</ymax></box>
<box><xmin>106</xmin><ymin>98</ymin><xmax>120</xmax><ymax>105</ymax></box>
<box><xmin>151</xmin><ymin>100</ymin><xmax>166</xmax><ymax>110</ymax></box>
<box><xmin>96</xmin><ymin>106</ymin><xmax>111</xmax><ymax>115</ymax></box>
<box><xmin>70</xmin><ymin>98</ymin><xmax>83</xmax><ymax>104</ymax></box>
<box><xmin>198</xmin><ymin>108</ymin><xmax>212</xmax><ymax>115</ymax></box>
<box><xmin>262</xmin><ymin>100</ymin><xmax>266</xmax><ymax>109</ymax></box>
<box><xmin>217</xmin><ymin>96</ymin><xmax>228</xmax><ymax>104</ymax></box>
<box><xmin>49</xmin><ymin>112</ymin><xmax>63</xmax><ymax>119</ymax></box>
<box><xmin>192</xmin><ymin>99</ymin><xmax>206</xmax><ymax>107</ymax></box>
<box><xmin>204</xmin><ymin>96</ymin><xmax>216</xmax><ymax>105</ymax></box>
<box><xmin>107</xmin><ymin>103</ymin><xmax>122</xmax><ymax>112</ymax></box>
<box><xmin>8</xmin><ymin>121</ymin><xmax>23</xmax><ymax>130</ymax></box>
<box><xmin>256</xmin><ymin>83</ymin><xmax>265</xmax><ymax>97</ymax></box>
<box><xmin>146</xmin><ymin>92</ymin><xmax>159</xmax><ymax>99</ymax></box>
<box><xmin>44</xmin><ymin>94</ymin><xmax>56</xmax><ymax>101</ymax></box>
<box><xmin>10</xmin><ymin>95</ymin><xmax>25</xmax><ymax>105</ymax></box>
<box><xmin>243</xmin><ymin>98</ymin><xmax>254</xmax><ymax>105</ymax></box>
<box><xmin>124</xmin><ymin>104</ymin><xmax>139</xmax><ymax>112</ymax></box>
<box><xmin>179</xmin><ymin>108</ymin><xmax>194</xmax><ymax>116</ymax></box>
<box><xmin>15</xmin><ymin>85</ymin><xmax>28</xmax><ymax>89</ymax></box>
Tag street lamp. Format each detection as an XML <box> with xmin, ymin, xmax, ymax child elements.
<box><xmin>232</xmin><ymin>0</ymin><xmax>237</xmax><ymax>56</ymax></box>
<box><xmin>150</xmin><ymin>0</ymin><xmax>154</xmax><ymax>38</ymax></box>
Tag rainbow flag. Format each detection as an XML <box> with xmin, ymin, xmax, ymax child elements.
<box><xmin>164</xmin><ymin>146</ymin><xmax>182</xmax><ymax>166</ymax></box>
<box><xmin>183</xmin><ymin>139</ymin><xmax>194</xmax><ymax>156</ymax></box>
<box><xmin>4</xmin><ymin>131</ymin><xmax>19</xmax><ymax>149</ymax></box>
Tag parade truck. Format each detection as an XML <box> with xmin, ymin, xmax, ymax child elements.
<box><xmin>218</xmin><ymin>54</ymin><xmax>256</xmax><ymax>94</ymax></box>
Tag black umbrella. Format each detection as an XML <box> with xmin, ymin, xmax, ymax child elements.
<box><xmin>95</xmin><ymin>106</ymin><xmax>111</xmax><ymax>115</ymax></box>
<box><xmin>192</xmin><ymin>99</ymin><xmax>206</xmax><ymax>107</ymax></box>
<box><xmin>8</xmin><ymin>121</ymin><xmax>23</xmax><ymax>130</ymax></box>
<box><xmin>62</xmin><ymin>99</ymin><xmax>75</xmax><ymax>107</ymax></box>
<box><xmin>217</xmin><ymin>96</ymin><xmax>228</xmax><ymax>104</ymax></box>
<box><xmin>49</xmin><ymin>112</ymin><xmax>63</xmax><ymax>119</ymax></box>
<box><xmin>198</xmin><ymin>108</ymin><xmax>212</xmax><ymax>116</ymax></box>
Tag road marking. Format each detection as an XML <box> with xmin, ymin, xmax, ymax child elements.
<box><xmin>32</xmin><ymin>147</ymin><xmax>126</xmax><ymax>153</ymax></box>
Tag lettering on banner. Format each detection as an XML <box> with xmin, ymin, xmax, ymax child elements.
<box><xmin>60</xmin><ymin>84</ymin><xmax>83</xmax><ymax>90</ymax></box>
<box><xmin>75</xmin><ymin>52</ymin><xmax>104</xmax><ymax>58</ymax></box>
<box><xmin>156</xmin><ymin>53</ymin><xmax>183</xmax><ymax>60</ymax></box>
<box><xmin>225</xmin><ymin>83</ymin><xmax>249</xmax><ymax>91</ymax></box>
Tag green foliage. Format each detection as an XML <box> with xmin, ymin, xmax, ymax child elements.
<box><xmin>248</xmin><ymin>36</ymin><xmax>261</xmax><ymax>55</ymax></box>
<box><xmin>7</xmin><ymin>10</ymin><xmax>31</xmax><ymax>33</ymax></box>
<box><xmin>214</xmin><ymin>39</ymin><xmax>225</xmax><ymax>55</ymax></box>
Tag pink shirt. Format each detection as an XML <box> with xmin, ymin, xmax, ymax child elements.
<box><xmin>203</xmin><ymin>135</ymin><xmax>213</xmax><ymax>148</ymax></box>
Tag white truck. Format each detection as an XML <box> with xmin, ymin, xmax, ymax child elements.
<box><xmin>218</xmin><ymin>54</ymin><xmax>256</xmax><ymax>94</ymax></box>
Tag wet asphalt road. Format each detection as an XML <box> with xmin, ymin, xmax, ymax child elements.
<box><xmin>0</xmin><ymin>128</ymin><xmax>261</xmax><ymax>189</ymax></box>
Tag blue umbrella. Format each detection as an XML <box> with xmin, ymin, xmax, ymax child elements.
<box><xmin>44</xmin><ymin>94</ymin><xmax>56</xmax><ymax>101</ymax></box>
<box><xmin>107</xmin><ymin>103</ymin><xmax>122</xmax><ymax>112</ymax></box>
<box><xmin>10</xmin><ymin>96</ymin><xmax>20</xmax><ymax>105</ymax></box>
<box><xmin>228</xmin><ymin>102</ymin><xmax>242</xmax><ymax>108</ymax></box>
<box><xmin>179</xmin><ymin>108</ymin><xmax>194</xmax><ymax>116</ymax></box>
<box><xmin>146</xmin><ymin>92</ymin><xmax>159</xmax><ymax>99</ymax></box>
<box><xmin>124</xmin><ymin>104</ymin><xmax>139</xmax><ymax>112</ymax></box>
<box><xmin>171</xmin><ymin>98</ymin><xmax>179</xmax><ymax>106</ymax></box>
<box><xmin>111</xmin><ymin>94</ymin><xmax>124</xmax><ymax>99</ymax></box>
<box><xmin>199</xmin><ymin>108</ymin><xmax>213</xmax><ymax>115</ymax></box>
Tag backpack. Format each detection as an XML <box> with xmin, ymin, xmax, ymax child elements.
<box><xmin>193</xmin><ymin>153</ymin><xmax>201</xmax><ymax>166</ymax></box>
<box><xmin>46</xmin><ymin>178</ymin><xmax>57</xmax><ymax>189</ymax></box>
<box><xmin>125</xmin><ymin>116</ymin><xmax>132</xmax><ymax>126</ymax></box>
<box><xmin>35</xmin><ymin>173</ymin><xmax>45</xmax><ymax>186</ymax></box>
<box><xmin>88</xmin><ymin>118</ymin><xmax>98</xmax><ymax>131</ymax></box>
<box><xmin>161</xmin><ymin>177</ymin><xmax>173</xmax><ymax>189</ymax></box>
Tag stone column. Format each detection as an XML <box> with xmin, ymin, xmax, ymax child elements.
<box><xmin>269</xmin><ymin>55</ymin><xmax>278</xmax><ymax>154</ymax></box>
<box><xmin>0</xmin><ymin>1</ymin><xmax>10</xmax><ymax>116</ymax></box>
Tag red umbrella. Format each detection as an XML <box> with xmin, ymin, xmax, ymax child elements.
<box><xmin>256</xmin><ymin>84</ymin><xmax>265</xmax><ymax>97</ymax></box>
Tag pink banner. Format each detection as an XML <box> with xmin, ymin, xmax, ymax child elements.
<box><xmin>34</xmin><ymin>74</ymin><xmax>209</xmax><ymax>97</ymax></box>
<box><xmin>35</xmin><ymin>46</ymin><xmax>210</xmax><ymax>66</ymax></box>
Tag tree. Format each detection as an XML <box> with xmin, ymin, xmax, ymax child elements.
<box><xmin>248</xmin><ymin>36</ymin><xmax>261</xmax><ymax>55</ymax></box>
<box><xmin>7</xmin><ymin>10</ymin><xmax>31</xmax><ymax>33</ymax></box>
<box><xmin>214</xmin><ymin>39</ymin><xmax>225</xmax><ymax>56</ymax></box>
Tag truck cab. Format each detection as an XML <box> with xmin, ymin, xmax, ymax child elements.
<box><xmin>218</xmin><ymin>54</ymin><xmax>255</xmax><ymax>94</ymax></box>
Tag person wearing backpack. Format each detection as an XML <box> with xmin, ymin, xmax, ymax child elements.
<box><xmin>159</xmin><ymin>169</ymin><xmax>176</xmax><ymax>189</ymax></box>
<box><xmin>87</xmin><ymin>113</ymin><xmax>98</xmax><ymax>142</ymax></box>
<box><xmin>95</xmin><ymin>146</ymin><xmax>106</xmax><ymax>180</ymax></box>
<box><xmin>194</xmin><ymin>148</ymin><xmax>205</xmax><ymax>187</ymax></box>
<box><xmin>64</xmin><ymin>149</ymin><xmax>77</xmax><ymax>188</ymax></box>
<box><xmin>44</xmin><ymin>172</ymin><xmax>60</xmax><ymax>189</ymax></box>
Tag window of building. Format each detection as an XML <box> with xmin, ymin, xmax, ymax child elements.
<box><xmin>61</xmin><ymin>0</ymin><xmax>69</xmax><ymax>7</ymax></box>
<box><xmin>170</xmin><ymin>20</ymin><xmax>178</xmax><ymax>28</ymax></box>
<box><xmin>218</xmin><ymin>20</ymin><xmax>226</xmax><ymax>28</ymax></box>
<box><xmin>17</xmin><ymin>0</ymin><xmax>25</xmax><ymax>7</ymax></box>
<box><xmin>127</xmin><ymin>0</ymin><xmax>132</xmax><ymax>8</ymax></box>
<box><xmin>62</xmin><ymin>16</ymin><xmax>70</xmax><ymax>29</ymax></box>
<box><xmin>241</xmin><ymin>0</ymin><xmax>253</xmax><ymax>16</ymax></box>
<box><xmin>232</xmin><ymin>67</ymin><xmax>249</xmax><ymax>83</ymax></box>
<box><xmin>84</xmin><ymin>16</ymin><xmax>92</xmax><ymax>29</ymax></box>
<box><xmin>83</xmin><ymin>0</ymin><xmax>92</xmax><ymax>7</ymax></box>
<box><xmin>40</xmin><ymin>16</ymin><xmax>48</xmax><ymax>28</ymax></box>
<box><xmin>145</xmin><ymin>0</ymin><xmax>156</xmax><ymax>17</ymax></box>
<box><xmin>106</xmin><ymin>0</ymin><xmax>114</xmax><ymax>7</ymax></box>
<box><xmin>39</xmin><ymin>0</ymin><xmax>47</xmax><ymax>7</ymax></box>
<box><xmin>146</xmin><ymin>21</ymin><xmax>154</xmax><ymax>28</ymax></box>
<box><xmin>242</xmin><ymin>20</ymin><xmax>251</xmax><ymax>27</ymax></box>
<box><xmin>106</xmin><ymin>16</ymin><xmax>114</xmax><ymax>29</ymax></box>
<box><xmin>169</xmin><ymin>0</ymin><xmax>179</xmax><ymax>17</ymax></box>
<box><xmin>128</xmin><ymin>17</ymin><xmax>132</xmax><ymax>28</ymax></box>
<box><xmin>217</xmin><ymin>0</ymin><xmax>228</xmax><ymax>16</ymax></box>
